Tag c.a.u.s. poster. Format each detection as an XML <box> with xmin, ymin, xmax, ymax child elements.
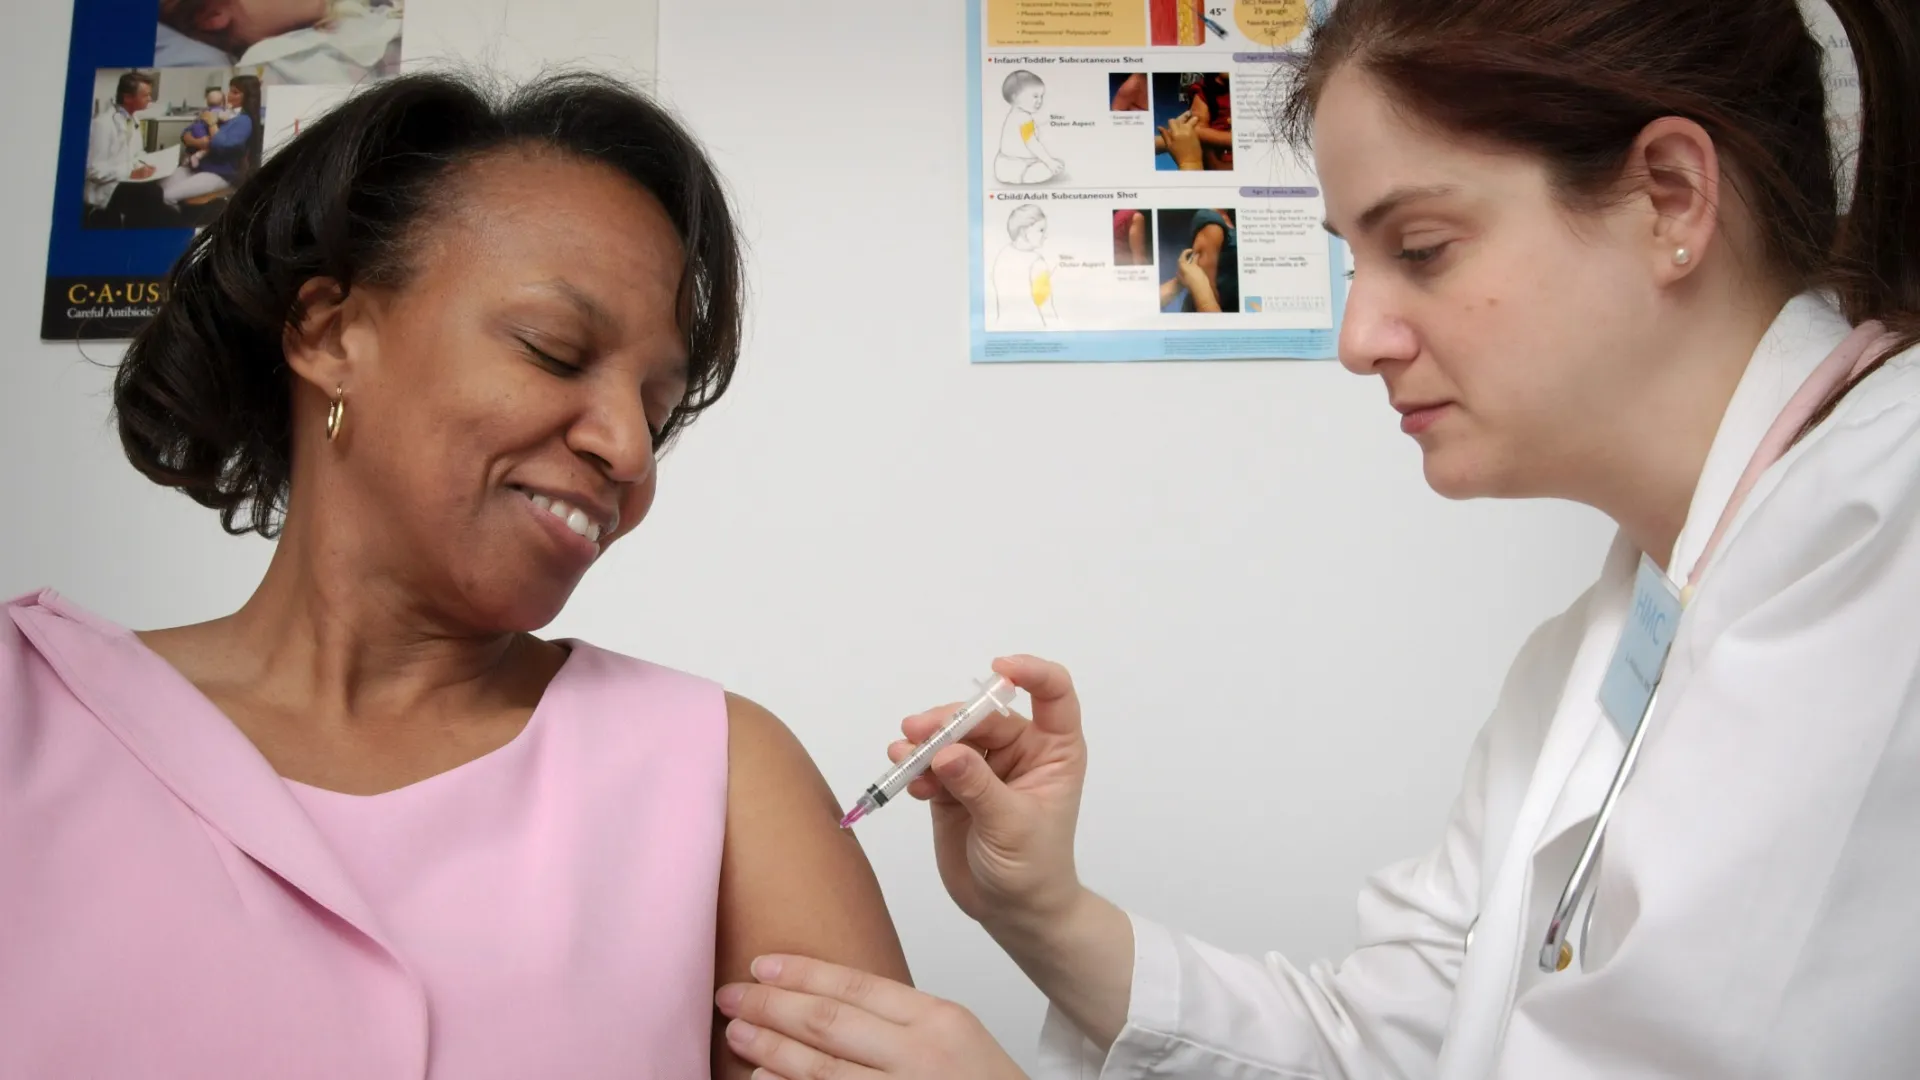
<box><xmin>968</xmin><ymin>0</ymin><xmax>1348</xmax><ymax>363</ymax></box>
<box><xmin>42</xmin><ymin>0</ymin><xmax>406</xmax><ymax>341</ymax></box>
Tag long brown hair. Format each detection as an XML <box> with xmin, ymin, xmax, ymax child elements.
<box><xmin>1279</xmin><ymin>0</ymin><xmax>1920</xmax><ymax>428</ymax></box>
<box><xmin>227</xmin><ymin>74</ymin><xmax>264</xmax><ymax>180</ymax></box>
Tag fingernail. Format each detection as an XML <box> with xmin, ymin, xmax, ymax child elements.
<box><xmin>715</xmin><ymin>985</ymin><xmax>743</xmax><ymax>1011</ymax></box>
<box><xmin>751</xmin><ymin>956</ymin><xmax>783</xmax><ymax>980</ymax></box>
<box><xmin>935</xmin><ymin>752</ymin><xmax>968</xmax><ymax>777</ymax></box>
<box><xmin>727</xmin><ymin>1019</ymin><xmax>759</xmax><ymax>1045</ymax></box>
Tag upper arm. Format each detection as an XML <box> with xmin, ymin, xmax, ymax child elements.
<box><xmin>712</xmin><ymin>693</ymin><xmax>910</xmax><ymax>1077</ymax></box>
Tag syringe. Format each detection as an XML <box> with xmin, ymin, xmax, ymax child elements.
<box><xmin>839</xmin><ymin>674</ymin><xmax>1020</xmax><ymax>829</ymax></box>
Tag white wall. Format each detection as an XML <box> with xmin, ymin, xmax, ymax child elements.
<box><xmin>0</xmin><ymin>0</ymin><xmax>1612</xmax><ymax>1066</ymax></box>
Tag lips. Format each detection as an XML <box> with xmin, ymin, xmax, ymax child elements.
<box><xmin>1393</xmin><ymin>400</ymin><xmax>1451</xmax><ymax>436</ymax></box>
<box><xmin>507</xmin><ymin>485</ymin><xmax>619</xmax><ymax>547</ymax></box>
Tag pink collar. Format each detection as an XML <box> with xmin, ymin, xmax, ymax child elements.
<box><xmin>1682</xmin><ymin>320</ymin><xmax>1892</xmax><ymax>599</ymax></box>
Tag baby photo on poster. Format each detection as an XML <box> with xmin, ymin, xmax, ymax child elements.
<box><xmin>154</xmin><ymin>0</ymin><xmax>405</xmax><ymax>85</ymax></box>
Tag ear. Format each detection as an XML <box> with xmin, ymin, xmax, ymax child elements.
<box><xmin>1627</xmin><ymin>116</ymin><xmax>1721</xmax><ymax>284</ymax></box>
<box><xmin>283</xmin><ymin>277</ymin><xmax>378</xmax><ymax>419</ymax></box>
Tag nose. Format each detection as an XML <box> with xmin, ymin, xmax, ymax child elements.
<box><xmin>1336</xmin><ymin>274</ymin><xmax>1420</xmax><ymax>377</ymax></box>
<box><xmin>568</xmin><ymin>383</ymin><xmax>656</xmax><ymax>485</ymax></box>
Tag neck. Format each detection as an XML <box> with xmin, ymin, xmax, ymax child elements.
<box><xmin>211</xmin><ymin>509</ymin><xmax>530</xmax><ymax>726</ymax></box>
<box><xmin>1576</xmin><ymin>286</ymin><xmax>1792</xmax><ymax>570</ymax></box>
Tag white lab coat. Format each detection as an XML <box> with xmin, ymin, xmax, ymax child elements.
<box><xmin>1038</xmin><ymin>291</ymin><xmax>1920</xmax><ymax>1079</ymax></box>
<box><xmin>84</xmin><ymin>105</ymin><xmax>140</xmax><ymax>210</ymax></box>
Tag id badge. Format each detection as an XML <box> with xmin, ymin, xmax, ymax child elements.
<box><xmin>1597</xmin><ymin>554</ymin><xmax>1683</xmax><ymax>739</ymax></box>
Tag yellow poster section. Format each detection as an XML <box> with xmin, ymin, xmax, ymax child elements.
<box><xmin>986</xmin><ymin>0</ymin><xmax>1147</xmax><ymax>47</ymax></box>
<box><xmin>1234</xmin><ymin>0</ymin><xmax>1309</xmax><ymax>46</ymax></box>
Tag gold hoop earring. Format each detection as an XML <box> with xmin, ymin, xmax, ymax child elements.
<box><xmin>325</xmin><ymin>386</ymin><xmax>345</xmax><ymax>442</ymax></box>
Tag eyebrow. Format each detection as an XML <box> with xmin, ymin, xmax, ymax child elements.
<box><xmin>1323</xmin><ymin>184</ymin><xmax>1461</xmax><ymax>238</ymax></box>
<box><xmin>527</xmin><ymin>278</ymin><xmax>619</xmax><ymax>335</ymax></box>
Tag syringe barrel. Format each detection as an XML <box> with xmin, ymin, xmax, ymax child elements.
<box><xmin>872</xmin><ymin>675</ymin><xmax>1016</xmax><ymax>802</ymax></box>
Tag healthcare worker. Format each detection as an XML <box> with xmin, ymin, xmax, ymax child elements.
<box><xmin>714</xmin><ymin>0</ymin><xmax>1920</xmax><ymax>1075</ymax></box>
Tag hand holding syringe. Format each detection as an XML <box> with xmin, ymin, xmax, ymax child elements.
<box><xmin>839</xmin><ymin>674</ymin><xmax>1020</xmax><ymax>828</ymax></box>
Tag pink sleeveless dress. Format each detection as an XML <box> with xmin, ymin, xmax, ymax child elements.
<box><xmin>0</xmin><ymin>589</ymin><xmax>729</xmax><ymax>1079</ymax></box>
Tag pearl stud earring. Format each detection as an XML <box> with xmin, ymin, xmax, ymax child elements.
<box><xmin>1673</xmin><ymin>247</ymin><xmax>1692</xmax><ymax>266</ymax></box>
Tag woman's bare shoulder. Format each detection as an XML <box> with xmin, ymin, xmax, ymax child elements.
<box><xmin>716</xmin><ymin>692</ymin><xmax>910</xmax><ymax>979</ymax></box>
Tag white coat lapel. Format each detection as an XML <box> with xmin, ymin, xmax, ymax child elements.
<box><xmin>1436</xmin><ymin>537</ymin><xmax>1634</xmax><ymax>1079</ymax></box>
<box><xmin>1668</xmin><ymin>293</ymin><xmax>1851</xmax><ymax>584</ymax></box>
<box><xmin>1523</xmin><ymin>293</ymin><xmax>1849</xmax><ymax>866</ymax></box>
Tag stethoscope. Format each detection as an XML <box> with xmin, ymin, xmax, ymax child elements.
<box><xmin>1526</xmin><ymin>320</ymin><xmax>1892</xmax><ymax>975</ymax></box>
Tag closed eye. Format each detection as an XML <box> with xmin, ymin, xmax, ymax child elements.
<box><xmin>1396</xmin><ymin>242</ymin><xmax>1451</xmax><ymax>268</ymax></box>
<box><xmin>519</xmin><ymin>338</ymin><xmax>582</xmax><ymax>374</ymax></box>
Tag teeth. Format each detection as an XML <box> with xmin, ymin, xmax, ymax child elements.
<box><xmin>519</xmin><ymin>488</ymin><xmax>603</xmax><ymax>546</ymax></box>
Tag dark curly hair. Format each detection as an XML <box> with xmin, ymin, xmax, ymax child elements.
<box><xmin>113</xmin><ymin>69</ymin><xmax>745</xmax><ymax>537</ymax></box>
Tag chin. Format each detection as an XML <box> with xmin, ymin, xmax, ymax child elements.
<box><xmin>1419</xmin><ymin>444</ymin><xmax>1502</xmax><ymax>501</ymax></box>
<box><xmin>450</xmin><ymin>572</ymin><xmax>584</xmax><ymax>634</ymax></box>
<box><xmin>503</xmin><ymin>592</ymin><xmax>575</xmax><ymax>633</ymax></box>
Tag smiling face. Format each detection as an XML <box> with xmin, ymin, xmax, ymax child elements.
<box><xmin>303</xmin><ymin>149</ymin><xmax>691</xmax><ymax>631</ymax></box>
<box><xmin>1313</xmin><ymin>65</ymin><xmax>1673</xmax><ymax>500</ymax></box>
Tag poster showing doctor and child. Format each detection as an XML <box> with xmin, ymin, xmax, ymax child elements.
<box><xmin>970</xmin><ymin>0</ymin><xmax>1351</xmax><ymax>363</ymax></box>
<box><xmin>43</xmin><ymin>0</ymin><xmax>405</xmax><ymax>340</ymax></box>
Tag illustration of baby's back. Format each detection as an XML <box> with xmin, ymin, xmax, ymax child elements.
<box><xmin>999</xmin><ymin>109</ymin><xmax>1036</xmax><ymax>158</ymax></box>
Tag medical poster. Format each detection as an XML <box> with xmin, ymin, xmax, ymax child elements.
<box><xmin>968</xmin><ymin>0</ymin><xmax>1348</xmax><ymax>363</ymax></box>
<box><xmin>42</xmin><ymin>0</ymin><xmax>661</xmax><ymax>341</ymax></box>
<box><xmin>41</xmin><ymin>0</ymin><xmax>406</xmax><ymax>340</ymax></box>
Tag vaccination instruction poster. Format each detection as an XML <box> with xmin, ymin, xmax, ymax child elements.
<box><xmin>42</xmin><ymin>0</ymin><xmax>406</xmax><ymax>340</ymax></box>
<box><xmin>969</xmin><ymin>0</ymin><xmax>1349</xmax><ymax>363</ymax></box>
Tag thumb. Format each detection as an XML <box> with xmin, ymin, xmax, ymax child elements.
<box><xmin>931</xmin><ymin>745</ymin><xmax>1014</xmax><ymax>821</ymax></box>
